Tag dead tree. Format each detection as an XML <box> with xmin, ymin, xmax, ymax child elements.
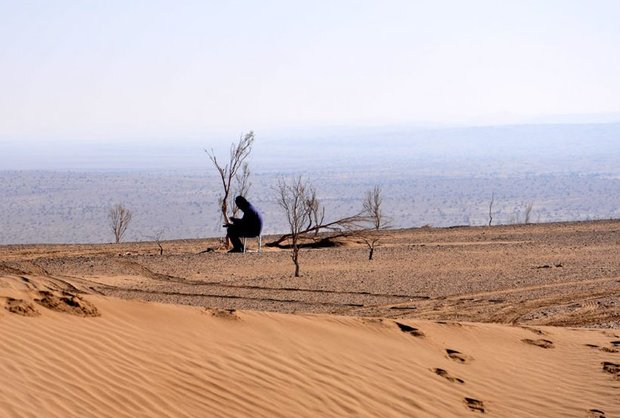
<box><xmin>109</xmin><ymin>203</ymin><xmax>132</xmax><ymax>244</ymax></box>
<box><xmin>146</xmin><ymin>228</ymin><xmax>166</xmax><ymax>255</ymax></box>
<box><xmin>266</xmin><ymin>212</ymin><xmax>365</xmax><ymax>249</ymax></box>
<box><xmin>360</xmin><ymin>186</ymin><xmax>389</xmax><ymax>260</ymax></box>
<box><xmin>488</xmin><ymin>192</ymin><xmax>494</xmax><ymax>226</ymax></box>
<box><xmin>276</xmin><ymin>177</ymin><xmax>315</xmax><ymax>277</ymax></box>
<box><xmin>524</xmin><ymin>201</ymin><xmax>534</xmax><ymax>224</ymax></box>
<box><xmin>206</xmin><ymin>131</ymin><xmax>254</xmax><ymax>226</ymax></box>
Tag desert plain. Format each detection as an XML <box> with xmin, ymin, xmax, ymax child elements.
<box><xmin>1</xmin><ymin>220</ymin><xmax>619</xmax><ymax>417</ymax></box>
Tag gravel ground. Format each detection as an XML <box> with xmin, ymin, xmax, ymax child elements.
<box><xmin>2</xmin><ymin>220</ymin><xmax>619</xmax><ymax>327</ymax></box>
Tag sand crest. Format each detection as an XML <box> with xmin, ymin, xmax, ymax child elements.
<box><xmin>1</xmin><ymin>294</ymin><xmax>618</xmax><ymax>418</ymax></box>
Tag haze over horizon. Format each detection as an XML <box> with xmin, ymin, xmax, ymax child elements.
<box><xmin>0</xmin><ymin>123</ymin><xmax>618</xmax><ymax>173</ymax></box>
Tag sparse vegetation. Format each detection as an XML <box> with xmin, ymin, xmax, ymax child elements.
<box><xmin>146</xmin><ymin>228</ymin><xmax>166</xmax><ymax>255</ymax></box>
<box><xmin>266</xmin><ymin>198</ymin><xmax>365</xmax><ymax>249</ymax></box>
<box><xmin>1</xmin><ymin>171</ymin><xmax>619</xmax><ymax>244</ymax></box>
<box><xmin>360</xmin><ymin>186</ymin><xmax>389</xmax><ymax>260</ymax></box>
<box><xmin>524</xmin><ymin>201</ymin><xmax>534</xmax><ymax>224</ymax></box>
<box><xmin>488</xmin><ymin>192</ymin><xmax>494</xmax><ymax>226</ymax></box>
<box><xmin>109</xmin><ymin>203</ymin><xmax>133</xmax><ymax>244</ymax></box>
<box><xmin>305</xmin><ymin>188</ymin><xmax>325</xmax><ymax>237</ymax></box>
<box><xmin>206</xmin><ymin>131</ymin><xmax>254</xmax><ymax>229</ymax></box>
<box><xmin>276</xmin><ymin>177</ymin><xmax>314</xmax><ymax>277</ymax></box>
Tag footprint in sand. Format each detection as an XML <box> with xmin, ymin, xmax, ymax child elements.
<box><xmin>520</xmin><ymin>326</ymin><xmax>546</xmax><ymax>336</ymax></box>
<box><xmin>601</xmin><ymin>362</ymin><xmax>619</xmax><ymax>379</ymax></box>
<box><xmin>4</xmin><ymin>297</ymin><xmax>40</xmax><ymax>317</ymax></box>
<box><xmin>446</xmin><ymin>349</ymin><xmax>472</xmax><ymax>363</ymax></box>
<box><xmin>34</xmin><ymin>291</ymin><xmax>100</xmax><ymax>317</ymax></box>
<box><xmin>205</xmin><ymin>308</ymin><xmax>240</xmax><ymax>320</ymax></box>
<box><xmin>587</xmin><ymin>409</ymin><xmax>606</xmax><ymax>418</ymax></box>
<box><xmin>585</xmin><ymin>344</ymin><xmax>619</xmax><ymax>354</ymax></box>
<box><xmin>436</xmin><ymin>321</ymin><xmax>464</xmax><ymax>327</ymax></box>
<box><xmin>611</xmin><ymin>340</ymin><xmax>620</xmax><ymax>347</ymax></box>
<box><xmin>464</xmin><ymin>397</ymin><xmax>485</xmax><ymax>413</ymax></box>
<box><xmin>395</xmin><ymin>321</ymin><xmax>425</xmax><ymax>337</ymax></box>
<box><xmin>522</xmin><ymin>338</ymin><xmax>554</xmax><ymax>349</ymax></box>
<box><xmin>433</xmin><ymin>368</ymin><xmax>464</xmax><ymax>384</ymax></box>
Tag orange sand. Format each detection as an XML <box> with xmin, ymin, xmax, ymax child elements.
<box><xmin>1</xmin><ymin>294</ymin><xmax>618</xmax><ymax>417</ymax></box>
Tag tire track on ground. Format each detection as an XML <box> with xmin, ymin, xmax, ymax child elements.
<box><xmin>83</xmin><ymin>261</ymin><xmax>431</xmax><ymax>300</ymax></box>
<box><xmin>335</xmin><ymin>276</ymin><xmax>620</xmax><ymax>320</ymax></box>
<box><xmin>106</xmin><ymin>288</ymin><xmax>367</xmax><ymax>308</ymax></box>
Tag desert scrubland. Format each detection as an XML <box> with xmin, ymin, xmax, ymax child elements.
<box><xmin>2</xmin><ymin>124</ymin><xmax>620</xmax><ymax>245</ymax></box>
<box><xmin>1</xmin><ymin>220</ymin><xmax>619</xmax><ymax>417</ymax></box>
<box><xmin>1</xmin><ymin>170</ymin><xmax>619</xmax><ymax>245</ymax></box>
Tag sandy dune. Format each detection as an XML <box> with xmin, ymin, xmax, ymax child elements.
<box><xmin>1</xmin><ymin>221</ymin><xmax>619</xmax><ymax>416</ymax></box>
<box><xmin>1</xmin><ymin>292</ymin><xmax>618</xmax><ymax>417</ymax></box>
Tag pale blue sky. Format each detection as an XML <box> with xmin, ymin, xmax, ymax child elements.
<box><xmin>1</xmin><ymin>0</ymin><xmax>620</xmax><ymax>142</ymax></box>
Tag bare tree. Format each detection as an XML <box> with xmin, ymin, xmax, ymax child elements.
<box><xmin>360</xmin><ymin>186</ymin><xmax>389</xmax><ymax>260</ymax></box>
<box><xmin>272</xmin><ymin>178</ymin><xmax>372</xmax><ymax>271</ymax></box>
<box><xmin>145</xmin><ymin>228</ymin><xmax>166</xmax><ymax>255</ymax></box>
<box><xmin>524</xmin><ymin>201</ymin><xmax>534</xmax><ymax>224</ymax></box>
<box><xmin>488</xmin><ymin>192</ymin><xmax>495</xmax><ymax>226</ymax></box>
<box><xmin>206</xmin><ymin>131</ymin><xmax>254</xmax><ymax>227</ymax></box>
<box><xmin>276</xmin><ymin>177</ymin><xmax>315</xmax><ymax>277</ymax></box>
<box><xmin>109</xmin><ymin>203</ymin><xmax>132</xmax><ymax>244</ymax></box>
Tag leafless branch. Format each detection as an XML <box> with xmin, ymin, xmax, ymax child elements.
<box><xmin>359</xmin><ymin>186</ymin><xmax>389</xmax><ymax>260</ymax></box>
<box><xmin>145</xmin><ymin>228</ymin><xmax>166</xmax><ymax>255</ymax></box>
<box><xmin>524</xmin><ymin>201</ymin><xmax>534</xmax><ymax>224</ymax></box>
<box><xmin>276</xmin><ymin>176</ymin><xmax>314</xmax><ymax>277</ymax></box>
<box><xmin>265</xmin><ymin>213</ymin><xmax>366</xmax><ymax>248</ymax></box>
<box><xmin>205</xmin><ymin>131</ymin><xmax>254</xmax><ymax>226</ymax></box>
<box><xmin>108</xmin><ymin>203</ymin><xmax>132</xmax><ymax>244</ymax></box>
<box><xmin>488</xmin><ymin>192</ymin><xmax>494</xmax><ymax>226</ymax></box>
<box><xmin>305</xmin><ymin>188</ymin><xmax>325</xmax><ymax>235</ymax></box>
<box><xmin>232</xmin><ymin>162</ymin><xmax>252</xmax><ymax>218</ymax></box>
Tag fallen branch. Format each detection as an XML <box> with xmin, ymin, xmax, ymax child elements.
<box><xmin>265</xmin><ymin>213</ymin><xmax>367</xmax><ymax>248</ymax></box>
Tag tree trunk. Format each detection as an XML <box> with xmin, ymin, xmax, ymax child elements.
<box><xmin>291</xmin><ymin>242</ymin><xmax>299</xmax><ymax>277</ymax></box>
<box><xmin>368</xmin><ymin>246</ymin><xmax>374</xmax><ymax>261</ymax></box>
<box><xmin>292</xmin><ymin>246</ymin><xmax>300</xmax><ymax>277</ymax></box>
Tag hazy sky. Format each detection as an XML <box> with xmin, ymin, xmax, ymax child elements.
<box><xmin>1</xmin><ymin>0</ymin><xmax>620</xmax><ymax>142</ymax></box>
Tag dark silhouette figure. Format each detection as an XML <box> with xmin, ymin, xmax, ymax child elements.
<box><xmin>225</xmin><ymin>196</ymin><xmax>263</xmax><ymax>253</ymax></box>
